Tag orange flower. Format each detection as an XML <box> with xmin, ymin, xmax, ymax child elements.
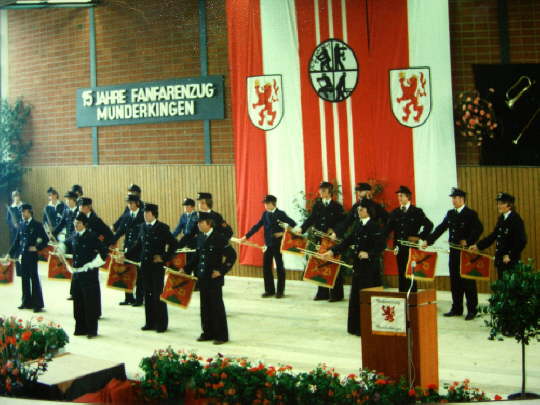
<box><xmin>427</xmin><ymin>383</ymin><xmax>437</xmax><ymax>390</ymax></box>
<box><xmin>494</xmin><ymin>394</ymin><xmax>502</xmax><ymax>400</ymax></box>
<box><xmin>375</xmin><ymin>379</ymin><xmax>387</xmax><ymax>385</ymax></box>
<box><xmin>220</xmin><ymin>372</ymin><xmax>228</xmax><ymax>379</ymax></box>
<box><xmin>21</xmin><ymin>330</ymin><xmax>32</xmax><ymax>341</ymax></box>
<box><xmin>408</xmin><ymin>389</ymin><xmax>416</xmax><ymax>397</ymax></box>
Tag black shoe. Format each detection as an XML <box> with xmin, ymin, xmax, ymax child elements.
<box><xmin>213</xmin><ymin>340</ymin><xmax>228</xmax><ymax>345</ymax></box>
<box><xmin>465</xmin><ymin>312</ymin><xmax>477</xmax><ymax>321</ymax></box>
<box><xmin>329</xmin><ymin>298</ymin><xmax>343</xmax><ymax>302</ymax></box>
<box><xmin>261</xmin><ymin>292</ymin><xmax>275</xmax><ymax>298</ymax></box>
<box><xmin>74</xmin><ymin>331</ymin><xmax>86</xmax><ymax>336</ymax></box>
<box><xmin>156</xmin><ymin>328</ymin><xmax>167</xmax><ymax>333</ymax></box>
<box><xmin>197</xmin><ymin>335</ymin><xmax>213</xmax><ymax>342</ymax></box>
<box><xmin>313</xmin><ymin>296</ymin><xmax>327</xmax><ymax>301</ymax></box>
<box><xmin>141</xmin><ymin>325</ymin><xmax>154</xmax><ymax>331</ymax></box>
<box><xmin>131</xmin><ymin>302</ymin><xmax>143</xmax><ymax>307</ymax></box>
<box><xmin>444</xmin><ymin>310</ymin><xmax>463</xmax><ymax>317</ymax></box>
<box><xmin>276</xmin><ymin>292</ymin><xmax>284</xmax><ymax>299</ymax></box>
<box><xmin>87</xmin><ymin>334</ymin><xmax>97</xmax><ymax>339</ymax></box>
<box><xmin>33</xmin><ymin>308</ymin><xmax>44</xmax><ymax>313</ymax></box>
<box><xmin>17</xmin><ymin>305</ymin><xmax>31</xmax><ymax>309</ymax></box>
<box><xmin>67</xmin><ymin>296</ymin><xmax>73</xmax><ymax>301</ymax></box>
<box><xmin>119</xmin><ymin>301</ymin><xmax>134</xmax><ymax>306</ymax></box>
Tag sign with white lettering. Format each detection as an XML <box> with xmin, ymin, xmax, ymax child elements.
<box><xmin>371</xmin><ymin>296</ymin><xmax>407</xmax><ymax>336</ymax></box>
<box><xmin>76</xmin><ymin>76</ymin><xmax>224</xmax><ymax>127</ymax></box>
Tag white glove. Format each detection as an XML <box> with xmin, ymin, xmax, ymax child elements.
<box><xmin>293</xmin><ymin>226</ymin><xmax>302</xmax><ymax>234</ymax></box>
<box><xmin>393</xmin><ymin>246</ymin><xmax>399</xmax><ymax>256</ymax></box>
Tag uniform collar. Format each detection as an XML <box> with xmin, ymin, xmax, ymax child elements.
<box><xmin>360</xmin><ymin>217</ymin><xmax>370</xmax><ymax>226</ymax></box>
<box><xmin>131</xmin><ymin>208</ymin><xmax>140</xmax><ymax>217</ymax></box>
<box><xmin>205</xmin><ymin>228</ymin><xmax>213</xmax><ymax>238</ymax></box>
<box><xmin>503</xmin><ymin>210</ymin><xmax>512</xmax><ymax>220</ymax></box>
<box><xmin>146</xmin><ymin>219</ymin><xmax>157</xmax><ymax>226</ymax></box>
<box><xmin>456</xmin><ymin>204</ymin><xmax>466</xmax><ymax>214</ymax></box>
<box><xmin>77</xmin><ymin>228</ymin><xmax>86</xmax><ymax>236</ymax></box>
<box><xmin>11</xmin><ymin>202</ymin><xmax>22</xmax><ymax>208</ymax></box>
<box><xmin>48</xmin><ymin>200</ymin><xmax>60</xmax><ymax>207</ymax></box>
<box><xmin>401</xmin><ymin>202</ymin><xmax>411</xmax><ymax>211</ymax></box>
<box><xmin>24</xmin><ymin>217</ymin><xmax>33</xmax><ymax>224</ymax></box>
<box><xmin>268</xmin><ymin>208</ymin><xmax>277</xmax><ymax>214</ymax></box>
<box><xmin>322</xmin><ymin>198</ymin><xmax>332</xmax><ymax>205</ymax></box>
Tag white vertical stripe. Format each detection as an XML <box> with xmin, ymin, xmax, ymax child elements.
<box><xmin>327</xmin><ymin>0</ymin><xmax>343</xmax><ymax>199</ymax></box>
<box><xmin>260</xmin><ymin>0</ymin><xmax>306</xmax><ymax>270</ymax></box>
<box><xmin>408</xmin><ymin>0</ymin><xmax>456</xmax><ymax>276</ymax></box>
<box><xmin>341</xmin><ymin>0</ymin><xmax>357</xmax><ymax>206</ymax></box>
<box><xmin>314</xmin><ymin>0</ymin><xmax>328</xmax><ymax>180</ymax></box>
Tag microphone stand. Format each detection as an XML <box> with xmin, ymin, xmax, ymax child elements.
<box><xmin>406</xmin><ymin>261</ymin><xmax>416</xmax><ymax>390</ymax></box>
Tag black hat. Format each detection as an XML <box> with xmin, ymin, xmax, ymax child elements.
<box><xmin>198</xmin><ymin>212</ymin><xmax>212</xmax><ymax>222</ymax></box>
<box><xmin>47</xmin><ymin>187</ymin><xmax>57</xmax><ymax>194</ymax></box>
<box><xmin>197</xmin><ymin>192</ymin><xmax>212</xmax><ymax>200</ymax></box>
<box><xmin>355</xmin><ymin>182</ymin><xmax>372</xmax><ymax>192</ymax></box>
<box><xmin>396</xmin><ymin>185</ymin><xmax>412</xmax><ymax>196</ymax></box>
<box><xmin>182</xmin><ymin>198</ymin><xmax>195</xmax><ymax>207</ymax></box>
<box><xmin>71</xmin><ymin>184</ymin><xmax>83</xmax><ymax>195</ymax></box>
<box><xmin>64</xmin><ymin>191</ymin><xmax>78</xmax><ymax>200</ymax></box>
<box><xmin>20</xmin><ymin>203</ymin><xmax>33</xmax><ymax>212</ymax></box>
<box><xmin>126</xmin><ymin>194</ymin><xmax>141</xmax><ymax>203</ymax></box>
<box><xmin>496</xmin><ymin>192</ymin><xmax>515</xmax><ymax>204</ymax></box>
<box><xmin>75</xmin><ymin>212</ymin><xmax>89</xmax><ymax>225</ymax></box>
<box><xmin>319</xmin><ymin>181</ymin><xmax>333</xmax><ymax>190</ymax></box>
<box><xmin>262</xmin><ymin>194</ymin><xmax>277</xmax><ymax>204</ymax></box>
<box><xmin>77</xmin><ymin>197</ymin><xmax>93</xmax><ymax>206</ymax></box>
<box><xmin>144</xmin><ymin>203</ymin><xmax>159</xmax><ymax>216</ymax></box>
<box><xmin>128</xmin><ymin>184</ymin><xmax>141</xmax><ymax>193</ymax></box>
<box><xmin>449</xmin><ymin>187</ymin><xmax>466</xmax><ymax>198</ymax></box>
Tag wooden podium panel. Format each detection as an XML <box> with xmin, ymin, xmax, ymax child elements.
<box><xmin>360</xmin><ymin>288</ymin><xmax>438</xmax><ymax>388</ymax></box>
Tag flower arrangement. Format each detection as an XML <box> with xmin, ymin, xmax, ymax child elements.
<box><xmin>137</xmin><ymin>348</ymin><xmax>496</xmax><ymax>404</ymax></box>
<box><xmin>454</xmin><ymin>90</ymin><xmax>498</xmax><ymax>146</ymax></box>
<box><xmin>0</xmin><ymin>315</ymin><xmax>69</xmax><ymax>396</ymax></box>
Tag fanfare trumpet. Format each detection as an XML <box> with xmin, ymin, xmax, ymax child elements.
<box><xmin>397</xmin><ymin>239</ymin><xmax>449</xmax><ymax>254</ymax></box>
<box><xmin>295</xmin><ymin>248</ymin><xmax>353</xmax><ymax>269</ymax></box>
<box><xmin>230</xmin><ymin>237</ymin><xmax>265</xmax><ymax>251</ymax></box>
<box><xmin>506</xmin><ymin>75</ymin><xmax>535</xmax><ymax>110</ymax></box>
<box><xmin>448</xmin><ymin>243</ymin><xmax>494</xmax><ymax>260</ymax></box>
<box><xmin>312</xmin><ymin>230</ymin><xmax>342</xmax><ymax>243</ymax></box>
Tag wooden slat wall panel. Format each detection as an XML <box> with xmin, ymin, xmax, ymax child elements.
<box><xmin>5</xmin><ymin>165</ymin><xmax>538</xmax><ymax>294</ymax></box>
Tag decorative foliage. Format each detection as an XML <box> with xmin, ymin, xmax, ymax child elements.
<box><xmin>137</xmin><ymin>348</ymin><xmax>496</xmax><ymax>403</ymax></box>
<box><xmin>454</xmin><ymin>90</ymin><xmax>498</xmax><ymax>146</ymax></box>
<box><xmin>0</xmin><ymin>99</ymin><xmax>32</xmax><ymax>191</ymax></box>
<box><xmin>0</xmin><ymin>316</ymin><xmax>67</xmax><ymax>396</ymax></box>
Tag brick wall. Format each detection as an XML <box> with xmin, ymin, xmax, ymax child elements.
<box><xmin>449</xmin><ymin>0</ymin><xmax>540</xmax><ymax>165</ymax></box>
<box><xmin>7</xmin><ymin>0</ymin><xmax>233</xmax><ymax>166</ymax></box>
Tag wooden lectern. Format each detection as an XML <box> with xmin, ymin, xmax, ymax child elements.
<box><xmin>360</xmin><ymin>288</ymin><xmax>438</xmax><ymax>388</ymax></box>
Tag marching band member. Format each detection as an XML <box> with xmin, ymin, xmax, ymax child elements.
<box><xmin>297</xmin><ymin>181</ymin><xmax>344</xmax><ymax>301</ymax></box>
<box><xmin>184</xmin><ymin>212</ymin><xmax>237</xmax><ymax>345</ymax></box>
<box><xmin>9</xmin><ymin>203</ymin><xmax>49</xmax><ymax>312</ymax></box>
<box><xmin>6</xmin><ymin>190</ymin><xmax>23</xmax><ymax>246</ymax></box>
<box><xmin>113</xmin><ymin>184</ymin><xmax>144</xmax><ymax>232</ymax></box>
<box><xmin>113</xmin><ymin>195</ymin><xmax>145</xmax><ymax>306</ymax></box>
<box><xmin>424</xmin><ymin>188</ymin><xmax>483</xmax><ymax>320</ymax></box>
<box><xmin>196</xmin><ymin>192</ymin><xmax>233</xmax><ymax>240</ymax></box>
<box><xmin>125</xmin><ymin>203</ymin><xmax>177</xmax><ymax>333</ymax></box>
<box><xmin>322</xmin><ymin>201</ymin><xmax>385</xmax><ymax>335</ymax></box>
<box><xmin>60</xmin><ymin>213</ymin><xmax>108</xmax><ymax>338</ymax></box>
<box><xmin>173</xmin><ymin>198</ymin><xmax>198</xmax><ymax>242</ymax></box>
<box><xmin>471</xmin><ymin>192</ymin><xmax>527</xmax><ymax>280</ymax></box>
<box><xmin>42</xmin><ymin>187</ymin><xmax>65</xmax><ymax>230</ymax></box>
<box><xmin>385</xmin><ymin>186</ymin><xmax>433</xmax><ymax>292</ymax></box>
<box><xmin>53</xmin><ymin>191</ymin><xmax>79</xmax><ymax>242</ymax></box>
<box><xmin>242</xmin><ymin>195</ymin><xmax>296</xmax><ymax>298</ymax></box>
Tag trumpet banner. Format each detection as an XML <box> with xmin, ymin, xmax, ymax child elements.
<box><xmin>405</xmin><ymin>248</ymin><xmax>437</xmax><ymax>281</ymax></box>
<box><xmin>107</xmin><ymin>260</ymin><xmax>138</xmax><ymax>292</ymax></box>
<box><xmin>228</xmin><ymin>0</ymin><xmax>457</xmax><ymax>278</ymax></box>
<box><xmin>280</xmin><ymin>228</ymin><xmax>308</xmax><ymax>256</ymax></box>
<box><xmin>166</xmin><ymin>252</ymin><xmax>187</xmax><ymax>270</ymax></box>
<box><xmin>0</xmin><ymin>261</ymin><xmax>14</xmax><ymax>285</ymax></box>
<box><xmin>160</xmin><ymin>270</ymin><xmax>197</xmax><ymax>309</ymax></box>
<box><xmin>47</xmin><ymin>255</ymin><xmax>72</xmax><ymax>280</ymax></box>
<box><xmin>38</xmin><ymin>245</ymin><xmax>53</xmax><ymax>262</ymax></box>
<box><xmin>460</xmin><ymin>250</ymin><xmax>491</xmax><ymax>281</ymax></box>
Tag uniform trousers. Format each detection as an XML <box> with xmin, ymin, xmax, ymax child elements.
<box><xmin>262</xmin><ymin>244</ymin><xmax>286</xmax><ymax>294</ymax></box>
<box><xmin>72</xmin><ymin>268</ymin><xmax>100</xmax><ymax>335</ymax></box>
<box><xmin>199</xmin><ymin>281</ymin><xmax>228</xmax><ymax>341</ymax></box>
<box><xmin>20</xmin><ymin>253</ymin><xmax>44</xmax><ymax>310</ymax></box>
<box><xmin>141</xmin><ymin>262</ymin><xmax>168</xmax><ymax>331</ymax></box>
<box><xmin>449</xmin><ymin>249</ymin><xmax>477</xmax><ymax>314</ymax></box>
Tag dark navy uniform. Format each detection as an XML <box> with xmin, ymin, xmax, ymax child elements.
<box><xmin>185</xmin><ymin>228</ymin><xmax>236</xmax><ymax>343</ymax></box>
<box><xmin>43</xmin><ymin>201</ymin><xmax>66</xmax><ymax>230</ymax></box>
<box><xmin>9</xmin><ymin>216</ymin><xmax>49</xmax><ymax>310</ymax></box>
<box><xmin>477</xmin><ymin>210</ymin><xmax>527</xmax><ymax>280</ymax></box>
<box><xmin>65</xmin><ymin>229</ymin><xmax>108</xmax><ymax>337</ymax></box>
<box><xmin>385</xmin><ymin>204</ymin><xmax>433</xmax><ymax>292</ymax></box>
<box><xmin>6</xmin><ymin>203</ymin><xmax>23</xmax><ymax>246</ymax></box>
<box><xmin>113</xmin><ymin>200</ymin><xmax>145</xmax><ymax>233</ymax></box>
<box><xmin>331</xmin><ymin>218</ymin><xmax>385</xmax><ymax>335</ymax></box>
<box><xmin>126</xmin><ymin>219</ymin><xmax>177</xmax><ymax>332</ymax></box>
<box><xmin>245</xmin><ymin>204</ymin><xmax>296</xmax><ymax>296</ymax></box>
<box><xmin>173</xmin><ymin>211</ymin><xmax>199</xmax><ymax>241</ymax></box>
<box><xmin>113</xmin><ymin>208</ymin><xmax>145</xmax><ymax>305</ymax></box>
<box><xmin>53</xmin><ymin>206</ymin><xmax>78</xmax><ymax>241</ymax></box>
<box><xmin>427</xmin><ymin>204</ymin><xmax>483</xmax><ymax>316</ymax></box>
<box><xmin>300</xmin><ymin>198</ymin><xmax>345</xmax><ymax>300</ymax></box>
<box><xmin>335</xmin><ymin>198</ymin><xmax>388</xmax><ymax>237</ymax></box>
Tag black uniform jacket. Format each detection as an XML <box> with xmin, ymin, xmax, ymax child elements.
<box><xmin>52</xmin><ymin>206</ymin><xmax>78</xmax><ymax>239</ymax></box>
<box><xmin>335</xmin><ymin>198</ymin><xmax>388</xmax><ymax>237</ymax></box>
<box><xmin>385</xmin><ymin>205</ymin><xmax>433</xmax><ymax>246</ymax></box>
<box><xmin>125</xmin><ymin>221</ymin><xmax>177</xmax><ymax>265</ymax></box>
<box><xmin>112</xmin><ymin>209</ymin><xmax>145</xmax><ymax>250</ymax></box>
<box><xmin>86</xmin><ymin>211</ymin><xmax>114</xmax><ymax>247</ymax></box>
<box><xmin>184</xmin><ymin>230</ymin><xmax>237</xmax><ymax>288</ymax></box>
<box><xmin>9</xmin><ymin>218</ymin><xmax>49</xmax><ymax>258</ymax></box>
<box><xmin>301</xmin><ymin>199</ymin><xmax>344</xmax><ymax>233</ymax></box>
<box><xmin>477</xmin><ymin>211</ymin><xmax>527</xmax><ymax>265</ymax></box>
<box><xmin>65</xmin><ymin>229</ymin><xmax>109</xmax><ymax>269</ymax></box>
<box><xmin>426</xmin><ymin>205</ymin><xmax>483</xmax><ymax>246</ymax></box>
<box><xmin>245</xmin><ymin>208</ymin><xmax>296</xmax><ymax>247</ymax></box>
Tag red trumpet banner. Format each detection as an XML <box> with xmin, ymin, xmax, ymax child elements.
<box><xmin>160</xmin><ymin>270</ymin><xmax>197</xmax><ymax>309</ymax></box>
<box><xmin>47</xmin><ymin>255</ymin><xmax>72</xmax><ymax>280</ymax></box>
<box><xmin>280</xmin><ymin>228</ymin><xmax>308</xmax><ymax>256</ymax></box>
<box><xmin>406</xmin><ymin>248</ymin><xmax>437</xmax><ymax>281</ymax></box>
<box><xmin>38</xmin><ymin>245</ymin><xmax>53</xmax><ymax>262</ymax></box>
<box><xmin>166</xmin><ymin>252</ymin><xmax>187</xmax><ymax>270</ymax></box>
<box><xmin>107</xmin><ymin>259</ymin><xmax>137</xmax><ymax>292</ymax></box>
<box><xmin>0</xmin><ymin>261</ymin><xmax>14</xmax><ymax>285</ymax></box>
<box><xmin>460</xmin><ymin>250</ymin><xmax>491</xmax><ymax>281</ymax></box>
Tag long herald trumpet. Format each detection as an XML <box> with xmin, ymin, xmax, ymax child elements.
<box><xmin>312</xmin><ymin>230</ymin><xmax>342</xmax><ymax>243</ymax></box>
<box><xmin>112</xmin><ymin>254</ymin><xmax>179</xmax><ymax>273</ymax></box>
<box><xmin>448</xmin><ymin>242</ymin><xmax>494</xmax><ymax>260</ymax></box>
<box><xmin>397</xmin><ymin>239</ymin><xmax>449</xmax><ymax>254</ymax></box>
<box><xmin>277</xmin><ymin>221</ymin><xmax>305</xmax><ymax>237</ymax></box>
<box><xmin>230</xmin><ymin>237</ymin><xmax>265</xmax><ymax>251</ymax></box>
<box><xmin>296</xmin><ymin>248</ymin><xmax>353</xmax><ymax>269</ymax></box>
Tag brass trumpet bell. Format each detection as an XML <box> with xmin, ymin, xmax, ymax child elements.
<box><xmin>505</xmin><ymin>76</ymin><xmax>535</xmax><ymax>110</ymax></box>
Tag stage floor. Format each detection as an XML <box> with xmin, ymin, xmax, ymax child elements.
<box><xmin>2</xmin><ymin>262</ymin><xmax>539</xmax><ymax>398</ymax></box>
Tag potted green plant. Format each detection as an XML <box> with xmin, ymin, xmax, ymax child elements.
<box><xmin>484</xmin><ymin>260</ymin><xmax>540</xmax><ymax>400</ymax></box>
